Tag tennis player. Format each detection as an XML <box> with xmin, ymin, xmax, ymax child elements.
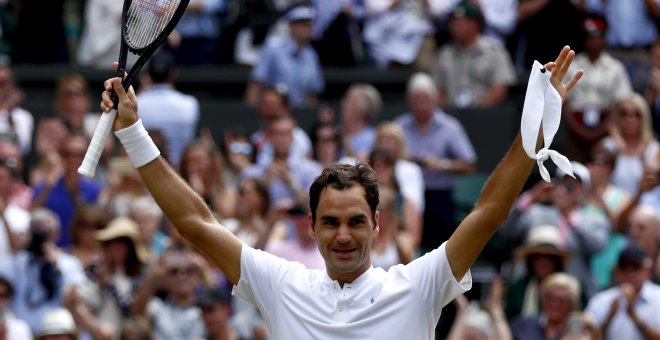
<box><xmin>100</xmin><ymin>46</ymin><xmax>582</xmax><ymax>339</ymax></box>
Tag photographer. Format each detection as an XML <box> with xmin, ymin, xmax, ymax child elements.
<box><xmin>0</xmin><ymin>208</ymin><xmax>86</xmax><ymax>334</ymax></box>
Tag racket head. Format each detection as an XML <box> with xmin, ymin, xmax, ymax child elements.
<box><xmin>120</xmin><ymin>0</ymin><xmax>190</xmax><ymax>86</ymax></box>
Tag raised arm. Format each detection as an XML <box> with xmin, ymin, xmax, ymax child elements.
<box><xmin>445</xmin><ymin>46</ymin><xmax>584</xmax><ymax>279</ymax></box>
<box><xmin>101</xmin><ymin>73</ymin><xmax>243</xmax><ymax>285</ymax></box>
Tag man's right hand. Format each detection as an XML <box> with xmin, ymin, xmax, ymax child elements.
<box><xmin>100</xmin><ymin>63</ymin><xmax>139</xmax><ymax>131</ymax></box>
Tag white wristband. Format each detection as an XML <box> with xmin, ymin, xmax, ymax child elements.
<box><xmin>114</xmin><ymin>119</ymin><xmax>160</xmax><ymax>168</ymax></box>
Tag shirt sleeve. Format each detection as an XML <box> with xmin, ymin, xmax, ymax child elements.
<box><xmin>404</xmin><ymin>242</ymin><xmax>472</xmax><ymax>318</ymax></box>
<box><xmin>232</xmin><ymin>244</ymin><xmax>301</xmax><ymax>326</ymax></box>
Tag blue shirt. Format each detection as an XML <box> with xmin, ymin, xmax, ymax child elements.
<box><xmin>251</xmin><ymin>37</ymin><xmax>325</xmax><ymax>108</ymax></box>
<box><xmin>32</xmin><ymin>177</ymin><xmax>102</xmax><ymax>249</ymax></box>
<box><xmin>394</xmin><ymin>109</ymin><xmax>477</xmax><ymax>190</ymax></box>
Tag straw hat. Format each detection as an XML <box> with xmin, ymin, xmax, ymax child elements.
<box><xmin>36</xmin><ymin>307</ymin><xmax>78</xmax><ymax>339</ymax></box>
<box><xmin>515</xmin><ymin>225</ymin><xmax>571</xmax><ymax>260</ymax></box>
<box><xmin>96</xmin><ymin>216</ymin><xmax>149</xmax><ymax>263</ymax></box>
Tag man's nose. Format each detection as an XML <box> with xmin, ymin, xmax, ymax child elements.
<box><xmin>336</xmin><ymin>225</ymin><xmax>352</xmax><ymax>243</ymax></box>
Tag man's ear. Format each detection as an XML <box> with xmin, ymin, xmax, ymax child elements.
<box><xmin>373</xmin><ymin>211</ymin><xmax>380</xmax><ymax>236</ymax></box>
<box><xmin>307</xmin><ymin>213</ymin><xmax>316</xmax><ymax>240</ymax></box>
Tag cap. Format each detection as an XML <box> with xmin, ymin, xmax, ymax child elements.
<box><xmin>96</xmin><ymin>217</ymin><xmax>149</xmax><ymax>263</ymax></box>
<box><xmin>582</xmin><ymin>14</ymin><xmax>608</xmax><ymax>37</ymax></box>
<box><xmin>450</xmin><ymin>1</ymin><xmax>484</xmax><ymax>22</ymax></box>
<box><xmin>37</xmin><ymin>307</ymin><xmax>78</xmax><ymax>339</ymax></box>
<box><xmin>285</xmin><ymin>6</ymin><xmax>315</xmax><ymax>22</ymax></box>
<box><xmin>617</xmin><ymin>243</ymin><xmax>648</xmax><ymax>267</ymax></box>
<box><xmin>555</xmin><ymin>161</ymin><xmax>591</xmax><ymax>189</ymax></box>
<box><xmin>196</xmin><ymin>287</ymin><xmax>231</xmax><ymax>308</ymax></box>
<box><xmin>515</xmin><ymin>225</ymin><xmax>571</xmax><ymax>260</ymax></box>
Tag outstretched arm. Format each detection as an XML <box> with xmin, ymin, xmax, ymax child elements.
<box><xmin>101</xmin><ymin>71</ymin><xmax>243</xmax><ymax>285</ymax></box>
<box><xmin>446</xmin><ymin>46</ymin><xmax>583</xmax><ymax>279</ymax></box>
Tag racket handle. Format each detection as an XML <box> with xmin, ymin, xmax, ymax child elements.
<box><xmin>78</xmin><ymin>109</ymin><xmax>117</xmax><ymax>177</ymax></box>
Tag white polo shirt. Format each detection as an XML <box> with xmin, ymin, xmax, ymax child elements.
<box><xmin>233</xmin><ymin>242</ymin><xmax>471</xmax><ymax>339</ymax></box>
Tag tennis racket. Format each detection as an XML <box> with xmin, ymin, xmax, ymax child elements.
<box><xmin>78</xmin><ymin>0</ymin><xmax>189</xmax><ymax>177</ymax></box>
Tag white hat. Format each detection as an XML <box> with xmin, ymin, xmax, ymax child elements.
<box><xmin>555</xmin><ymin>161</ymin><xmax>591</xmax><ymax>189</ymax></box>
<box><xmin>37</xmin><ymin>307</ymin><xmax>77</xmax><ymax>339</ymax></box>
<box><xmin>515</xmin><ymin>225</ymin><xmax>571</xmax><ymax>260</ymax></box>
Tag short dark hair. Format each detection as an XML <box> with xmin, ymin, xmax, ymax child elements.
<box><xmin>309</xmin><ymin>162</ymin><xmax>379</xmax><ymax>226</ymax></box>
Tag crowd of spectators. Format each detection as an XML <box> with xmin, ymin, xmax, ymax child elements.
<box><xmin>1</xmin><ymin>0</ymin><xmax>660</xmax><ymax>339</ymax></box>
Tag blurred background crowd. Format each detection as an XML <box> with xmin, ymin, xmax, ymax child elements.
<box><xmin>1</xmin><ymin>0</ymin><xmax>660</xmax><ymax>339</ymax></box>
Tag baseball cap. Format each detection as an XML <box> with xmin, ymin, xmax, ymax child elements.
<box><xmin>450</xmin><ymin>1</ymin><xmax>484</xmax><ymax>22</ymax></box>
<box><xmin>617</xmin><ymin>243</ymin><xmax>648</xmax><ymax>267</ymax></box>
<box><xmin>196</xmin><ymin>287</ymin><xmax>231</xmax><ymax>308</ymax></box>
<box><xmin>555</xmin><ymin>161</ymin><xmax>591</xmax><ymax>189</ymax></box>
<box><xmin>582</xmin><ymin>14</ymin><xmax>608</xmax><ymax>37</ymax></box>
<box><xmin>285</xmin><ymin>6</ymin><xmax>315</xmax><ymax>22</ymax></box>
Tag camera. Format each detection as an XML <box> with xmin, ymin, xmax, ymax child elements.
<box><xmin>26</xmin><ymin>228</ymin><xmax>50</xmax><ymax>257</ymax></box>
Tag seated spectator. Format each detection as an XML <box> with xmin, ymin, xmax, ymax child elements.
<box><xmin>501</xmin><ymin>162</ymin><xmax>611</xmax><ymax>299</ymax></box>
<box><xmin>433</xmin><ymin>0</ymin><xmax>517</xmax><ymax>108</ymax></box>
<box><xmin>505</xmin><ymin>225</ymin><xmax>572</xmax><ymax>321</ymax></box>
<box><xmin>137</xmin><ymin>51</ymin><xmax>200</xmax><ymax>167</ymax></box>
<box><xmin>68</xmin><ymin>204</ymin><xmax>108</xmax><ymax>273</ymax></box>
<box><xmin>53</xmin><ymin>73</ymin><xmax>101</xmax><ymax>140</ymax></box>
<box><xmin>32</xmin><ymin>133</ymin><xmax>103</xmax><ymax>249</ymax></box>
<box><xmin>510</xmin><ymin>272</ymin><xmax>583</xmax><ymax>340</ymax></box>
<box><xmin>310</xmin><ymin>122</ymin><xmax>342</xmax><ymax>169</ymax></box>
<box><xmin>600</xmin><ymin>93</ymin><xmax>659</xmax><ymax>196</ymax></box>
<box><xmin>0</xmin><ymin>136</ymin><xmax>33</xmax><ymax>210</ymax></box>
<box><xmin>626</xmin><ymin>204</ymin><xmax>660</xmax><ymax>283</ymax></box>
<box><xmin>241</xmin><ymin>116</ymin><xmax>323</xmax><ymax>209</ymax></box>
<box><xmin>244</xmin><ymin>5</ymin><xmax>325</xmax><ymax>108</ymax></box>
<box><xmin>0</xmin><ymin>276</ymin><xmax>32</xmax><ymax>339</ymax></box>
<box><xmin>250</xmin><ymin>86</ymin><xmax>312</xmax><ymax>166</ymax></box>
<box><xmin>0</xmin><ymin>157</ymin><xmax>30</xmax><ymax>257</ymax></box>
<box><xmin>129</xmin><ymin>196</ymin><xmax>171</xmax><ymax>259</ymax></box>
<box><xmin>586</xmin><ymin>243</ymin><xmax>660</xmax><ymax>339</ymax></box>
<box><xmin>339</xmin><ymin>83</ymin><xmax>381</xmax><ymax>161</ymax></box>
<box><xmin>394</xmin><ymin>72</ymin><xmax>477</xmax><ymax>251</ymax></box>
<box><xmin>0</xmin><ymin>64</ymin><xmax>34</xmax><ymax>156</ymax></box>
<box><xmin>196</xmin><ymin>286</ymin><xmax>242</xmax><ymax>340</ymax></box>
<box><xmin>374</xmin><ymin>121</ymin><xmax>425</xmax><ymax>214</ymax></box>
<box><xmin>0</xmin><ymin>208</ymin><xmax>87</xmax><ymax>333</ymax></box>
<box><xmin>131</xmin><ymin>248</ymin><xmax>206</xmax><ymax>340</ymax></box>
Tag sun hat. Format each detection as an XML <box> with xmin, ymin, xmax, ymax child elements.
<box><xmin>96</xmin><ymin>216</ymin><xmax>149</xmax><ymax>263</ymax></box>
<box><xmin>515</xmin><ymin>225</ymin><xmax>571</xmax><ymax>260</ymax></box>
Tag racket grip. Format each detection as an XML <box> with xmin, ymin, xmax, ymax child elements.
<box><xmin>78</xmin><ymin>109</ymin><xmax>117</xmax><ymax>177</ymax></box>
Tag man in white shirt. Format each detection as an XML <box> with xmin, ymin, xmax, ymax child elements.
<box><xmin>137</xmin><ymin>51</ymin><xmax>200</xmax><ymax>167</ymax></box>
<box><xmin>98</xmin><ymin>46</ymin><xmax>583</xmax><ymax>339</ymax></box>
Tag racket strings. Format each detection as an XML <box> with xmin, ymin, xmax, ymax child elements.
<box><xmin>126</xmin><ymin>0</ymin><xmax>180</xmax><ymax>49</ymax></box>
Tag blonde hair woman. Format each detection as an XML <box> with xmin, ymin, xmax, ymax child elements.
<box><xmin>601</xmin><ymin>92</ymin><xmax>660</xmax><ymax>195</ymax></box>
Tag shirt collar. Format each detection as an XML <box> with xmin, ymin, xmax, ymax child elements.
<box><xmin>321</xmin><ymin>266</ymin><xmax>375</xmax><ymax>289</ymax></box>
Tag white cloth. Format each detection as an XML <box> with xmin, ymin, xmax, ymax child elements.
<box><xmin>395</xmin><ymin>159</ymin><xmax>425</xmax><ymax>212</ymax></box>
<box><xmin>3</xmin><ymin>315</ymin><xmax>33</xmax><ymax>340</ymax></box>
<box><xmin>520</xmin><ymin>61</ymin><xmax>573</xmax><ymax>182</ymax></box>
<box><xmin>233</xmin><ymin>242</ymin><xmax>471</xmax><ymax>339</ymax></box>
<box><xmin>0</xmin><ymin>203</ymin><xmax>30</xmax><ymax>257</ymax></box>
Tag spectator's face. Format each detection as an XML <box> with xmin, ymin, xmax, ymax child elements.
<box><xmin>530</xmin><ymin>254</ymin><xmax>560</xmax><ymax>280</ymax></box>
<box><xmin>0</xmin><ymin>67</ymin><xmax>12</xmax><ymax>99</ymax></box>
<box><xmin>628</xmin><ymin>212</ymin><xmax>659</xmax><ymax>251</ymax></box>
<box><xmin>542</xmin><ymin>287</ymin><xmax>573</xmax><ymax>323</ymax></box>
<box><xmin>61</xmin><ymin>137</ymin><xmax>87</xmax><ymax>172</ymax></box>
<box><xmin>0</xmin><ymin>166</ymin><xmax>11</xmax><ymax>197</ymax></box>
<box><xmin>615</xmin><ymin>260</ymin><xmax>650</xmax><ymax>291</ymax></box>
<box><xmin>376</xmin><ymin>133</ymin><xmax>401</xmax><ymax>159</ymax></box>
<box><xmin>131</xmin><ymin>210</ymin><xmax>159</xmax><ymax>242</ymax></box>
<box><xmin>311</xmin><ymin>186</ymin><xmax>379</xmax><ymax>284</ymax></box>
<box><xmin>314</xmin><ymin>125</ymin><xmax>339</xmax><ymax>165</ymax></box>
<box><xmin>200</xmin><ymin>304</ymin><xmax>231</xmax><ymax>333</ymax></box>
<box><xmin>584</xmin><ymin>35</ymin><xmax>605</xmax><ymax>56</ymax></box>
<box><xmin>407</xmin><ymin>91</ymin><xmax>435</xmax><ymax>124</ymax></box>
<box><xmin>0</xmin><ymin>141</ymin><xmax>22</xmax><ymax>173</ymax></box>
<box><xmin>289</xmin><ymin>20</ymin><xmax>313</xmax><ymax>42</ymax></box>
<box><xmin>103</xmin><ymin>238</ymin><xmax>131</xmax><ymax>266</ymax></box>
<box><xmin>183</xmin><ymin>145</ymin><xmax>210</xmax><ymax>179</ymax></box>
<box><xmin>259</xmin><ymin>90</ymin><xmax>287</xmax><ymax>120</ymax></box>
<box><xmin>268</xmin><ymin>118</ymin><xmax>295</xmax><ymax>156</ymax></box>
<box><xmin>341</xmin><ymin>89</ymin><xmax>365</xmax><ymax>126</ymax></box>
<box><xmin>163</xmin><ymin>253</ymin><xmax>199</xmax><ymax>296</ymax></box>
<box><xmin>449</xmin><ymin>17</ymin><xmax>479</xmax><ymax>44</ymax></box>
<box><xmin>616</xmin><ymin>101</ymin><xmax>642</xmax><ymax>137</ymax></box>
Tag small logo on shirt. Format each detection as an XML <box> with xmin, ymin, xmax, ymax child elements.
<box><xmin>370</xmin><ymin>297</ymin><xmax>375</xmax><ymax>304</ymax></box>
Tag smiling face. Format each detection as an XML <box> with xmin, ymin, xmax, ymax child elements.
<box><xmin>309</xmin><ymin>186</ymin><xmax>379</xmax><ymax>285</ymax></box>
